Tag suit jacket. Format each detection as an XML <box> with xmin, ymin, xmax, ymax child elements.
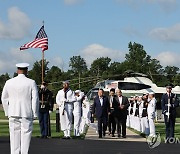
<box><xmin>1</xmin><ymin>74</ymin><xmax>39</xmax><ymax>119</ymax></box>
<box><xmin>114</xmin><ymin>96</ymin><xmax>129</xmax><ymax>119</ymax></box>
<box><xmin>92</xmin><ymin>96</ymin><xmax>110</xmax><ymax>119</ymax></box>
<box><xmin>161</xmin><ymin>93</ymin><xmax>179</xmax><ymax>117</ymax></box>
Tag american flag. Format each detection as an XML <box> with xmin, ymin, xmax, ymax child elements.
<box><xmin>20</xmin><ymin>25</ymin><xmax>48</xmax><ymax>51</ymax></box>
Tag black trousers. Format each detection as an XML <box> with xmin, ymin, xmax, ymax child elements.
<box><xmin>108</xmin><ymin>113</ymin><xmax>116</xmax><ymax>135</ymax></box>
<box><xmin>115</xmin><ymin>117</ymin><xmax>126</xmax><ymax>137</ymax></box>
<box><xmin>164</xmin><ymin>115</ymin><xmax>175</xmax><ymax>139</ymax></box>
<box><xmin>97</xmin><ymin>117</ymin><xmax>108</xmax><ymax>137</ymax></box>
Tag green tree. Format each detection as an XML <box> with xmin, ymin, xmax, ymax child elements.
<box><xmin>164</xmin><ymin>66</ymin><xmax>179</xmax><ymax>85</ymax></box>
<box><xmin>0</xmin><ymin>73</ymin><xmax>10</xmax><ymax>103</ymax></box>
<box><xmin>90</xmin><ymin>57</ymin><xmax>111</xmax><ymax>77</ymax></box>
<box><xmin>28</xmin><ymin>60</ymin><xmax>49</xmax><ymax>85</ymax></box>
<box><xmin>125</xmin><ymin>42</ymin><xmax>151</xmax><ymax>73</ymax></box>
<box><xmin>69</xmin><ymin>55</ymin><xmax>87</xmax><ymax>75</ymax></box>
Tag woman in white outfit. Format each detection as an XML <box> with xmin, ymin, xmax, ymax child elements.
<box><xmin>80</xmin><ymin>96</ymin><xmax>91</xmax><ymax>134</ymax></box>
<box><xmin>73</xmin><ymin>90</ymin><xmax>84</xmax><ymax>136</ymax></box>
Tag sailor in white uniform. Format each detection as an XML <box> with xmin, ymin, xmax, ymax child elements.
<box><xmin>1</xmin><ymin>63</ymin><xmax>39</xmax><ymax>154</ymax></box>
<box><xmin>56</xmin><ymin>81</ymin><xmax>76</xmax><ymax>139</ymax></box>
<box><xmin>139</xmin><ymin>94</ymin><xmax>149</xmax><ymax>135</ymax></box>
<box><xmin>73</xmin><ymin>90</ymin><xmax>84</xmax><ymax>136</ymax></box>
<box><xmin>147</xmin><ymin>92</ymin><xmax>157</xmax><ymax>137</ymax></box>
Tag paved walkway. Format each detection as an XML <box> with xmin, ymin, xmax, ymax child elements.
<box><xmin>85</xmin><ymin>122</ymin><xmax>146</xmax><ymax>142</ymax></box>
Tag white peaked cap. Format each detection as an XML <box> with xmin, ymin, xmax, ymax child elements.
<box><xmin>16</xmin><ymin>63</ymin><xmax>29</xmax><ymax>68</ymax></box>
<box><xmin>149</xmin><ymin>92</ymin><xmax>155</xmax><ymax>95</ymax></box>
<box><xmin>62</xmin><ymin>80</ymin><xmax>69</xmax><ymax>84</ymax></box>
<box><xmin>75</xmin><ymin>90</ymin><xmax>81</xmax><ymax>93</ymax></box>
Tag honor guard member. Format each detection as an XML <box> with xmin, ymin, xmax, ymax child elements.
<box><xmin>38</xmin><ymin>81</ymin><xmax>53</xmax><ymax>139</ymax></box>
<box><xmin>129</xmin><ymin>96</ymin><xmax>135</xmax><ymax>129</ymax></box>
<box><xmin>140</xmin><ymin>93</ymin><xmax>149</xmax><ymax>135</ymax></box>
<box><xmin>73</xmin><ymin>90</ymin><xmax>83</xmax><ymax>137</ymax></box>
<box><xmin>134</xmin><ymin>96</ymin><xmax>141</xmax><ymax>131</ymax></box>
<box><xmin>108</xmin><ymin>88</ymin><xmax>116</xmax><ymax>137</ymax></box>
<box><xmin>1</xmin><ymin>63</ymin><xmax>39</xmax><ymax>154</ymax></box>
<box><xmin>147</xmin><ymin>92</ymin><xmax>156</xmax><ymax>137</ymax></box>
<box><xmin>56</xmin><ymin>81</ymin><xmax>76</xmax><ymax>139</ymax></box>
<box><xmin>161</xmin><ymin>85</ymin><xmax>179</xmax><ymax>141</ymax></box>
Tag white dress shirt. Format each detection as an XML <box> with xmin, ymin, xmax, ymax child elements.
<box><xmin>99</xmin><ymin>97</ymin><xmax>103</xmax><ymax>106</ymax></box>
<box><xmin>118</xmin><ymin>96</ymin><xmax>122</xmax><ymax>106</ymax></box>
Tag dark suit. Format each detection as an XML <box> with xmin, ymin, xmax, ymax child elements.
<box><xmin>92</xmin><ymin>96</ymin><xmax>110</xmax><ymax>138</ymax></box>
<box><xmin>108</xmin><ymin>95</ymin><xmax>116</xmax><ymax>135</ymax></box>
<box><xmin>161</xmin><ymin>93</ymin><xmax>179</xmax><ymax>139</ymax></box>
<box><xmin>114</xmin><ymin>96</ymin><xmax>129</xmax><ymax>137</ymax></box>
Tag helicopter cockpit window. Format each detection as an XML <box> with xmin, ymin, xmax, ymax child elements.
<box><xmin>118</xmin><ymin>82</ymin><xmax>151</xmax><ymax>90</ymax></box>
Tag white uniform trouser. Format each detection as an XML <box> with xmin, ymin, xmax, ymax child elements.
<box><xmin>126</xmin><ymin>115</ymin><xmax>130</xmax><ymax>127</ymax></box>
<box><xmin>80</xmin><ymin>111</ymin><xmax>90</xmax><ymax>134</ymax></box>
<box><xmin>9</xmin><ymin>117</ymin><xmax>33</xmax><ymax>154</ymax></box>
<box><xmin>73</xmin><ymin>113</ymin><xmax>81</xmax><ymax>136</ymax></box>
<box><xmin>148</xmin><ymin>117</ymin><xmax>156</xmax><ymax>136</ymax></box>
<box><xmin>59</xmin><ymin>103</ymin><xmax>73</xmax><ymax>137</ymax></box>
<box><xmin>140</xmin><ymin>117</ymin><xmax>150</xmax><ymax>135</ymax></box>
<box><xmin>134</xmin><ymin>116</ymin><xmax>141</xmax><ymax>131</ymax></box>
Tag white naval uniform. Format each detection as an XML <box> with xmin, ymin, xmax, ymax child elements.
<box><xmin>56</xmin><ymin>88</ymin><xmax>76</xmax><ymax>137</ymax></box>
<box><xmin>147</xmin><ymin>97</ymin><xmax>156</xmax><ymax>136</ymax></box>
<box><xmin>1</xmin><ymin>74</ymin><xmax>39</xmax><ymax>154</ymax></box>
<box><xmin>139</xmin><ymin>101</ymin><xmax>149</xmax><ymax>135</ymax></box>
<box><xmin>73</xmin><ymin>93</ymin><xmax>83</xmax><ymax>136</ymax></box>
<box><xmin>80</xmin><ymin>98</ymin><xmax>91</xmax><ymax>134</ymax></box>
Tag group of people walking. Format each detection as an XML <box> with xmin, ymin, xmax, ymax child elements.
<box><xmin>1</xmin><ymin>62</ymin><xmax>180</xmax><ymax>154</ymax></box>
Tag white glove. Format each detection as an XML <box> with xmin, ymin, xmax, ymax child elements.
<box><xmin>40</xmin><ymin>85</ymin><xmax>45</xmax><ymax>89</ymax></box>
<box><xmin>165</xmin><ymin>112</ymin><xmax>170</xmax><ymax>116</ymax></box>
<box><xmin>49</xmin><ymin>111</ymin><xmax>52</xmax><ymax>114</ymax></box>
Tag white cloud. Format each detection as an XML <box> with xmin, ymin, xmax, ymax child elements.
<box><xmin>156</xmin><ymin>51</ymin><xmax>180</xmax><ymax>67</ymax></box>
<box><xmin>64</xmin><ymin>0</ymin><xmax>84</xmax><ymax>5</ymax></box>
<box><xmin>80</xmin><ymin>44</ymin><xmax>125</xmax><ymax>67</ymax></box>
<box><xmin>115</xmin><ymin>0</ymin><xmax>177</xmax><ymax>12</ymax></box>
<box><xmin>49</xmin><ymin>56</ymin><xmax>65</xmax><ymax>71</ymax></box>
<box><xmin>0</xmin><ymin>48</ymin><xmax>34</xmax><ymax>75</ymax></box>
<box><xmin>0</xmin><ymin>7</ymin><xmax>31</xmax><ymax>40</ymax></box>
<box><xmin>149</xmin><ymin>23</ymin><xmax>180</xmax><ymax>42</ymax></box>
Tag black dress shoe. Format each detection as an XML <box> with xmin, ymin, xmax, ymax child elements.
<box><xmin>66</xmin><ymin>136</ymin><xmax>71</xmax><ymax>139</ymax></box>
<box><xmin>62</xmin><ymin>136</ymin><xmax>67</xmax><ymax>139</ymax></box>
<box><xmin>118</xmin><ymin>134</ymin><xmax>121</xmax><ymax>138</ymax></box>
<box><xmin>99</xmin><ymin>135</ymin><xmax>102</xmax><ymax>138</ymax></box>
<box><xmin>122</xmin><ymin>136</ymin><xmax>126</xmax><ymax>138</ymax></box>
<box><xmin>112</xmin><ymin>134</ymin><xmax>115</xmax><ymax>137</ymax></box>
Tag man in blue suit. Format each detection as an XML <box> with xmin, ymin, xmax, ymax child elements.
<box><xmin>92</xmin><ymin>89</ymin><xmax>110</xmax><ymax>138</ymax></box>
<box><xmin>161</xmin><ymin>85</ymin><xmax>179</xmax><ymax>141</ymax></box>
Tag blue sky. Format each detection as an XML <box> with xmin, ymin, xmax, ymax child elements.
<box><xmin>0</xmin><ymin>0</ymin><xmax>180</xmax><ymax>74</ymax></box>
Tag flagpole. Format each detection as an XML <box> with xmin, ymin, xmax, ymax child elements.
<box><xmin>42</xmin><ymin>50</ymin><xmax>44</xmax><ymax>83</ymax></box>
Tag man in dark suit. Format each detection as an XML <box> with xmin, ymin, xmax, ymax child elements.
<box><xmin>161</xmin><ymin>85</ymin><xmax>179</xmax><ymax>141</ymax></box>
<box><xmin>92</xmin><ymin>89</ymin><xmax>110</xmax><ymax>138</ymax></box>
<box><xmin>114</xmin><ymin>89</ymin><xmax>129</xmax><ymax>138</ymax></box>
<box><xmin>108</xmin><ymin>88</ymin><xmax>116</xmax><ymax>137</ymax></box>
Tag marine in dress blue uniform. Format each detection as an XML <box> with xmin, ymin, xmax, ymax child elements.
<box><xmin>161</xmin><ymin>85</ymin><xmax>179</xmax><ymax>140</ymax></box>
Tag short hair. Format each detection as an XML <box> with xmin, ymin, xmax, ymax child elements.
<box><xmin>99</xmin><ymin>88</ymin><xmax>104</xmax><ymax>92</ymax></box>
<box><xmin>110</xmin><ymin>88</ymin><xmax>115</xmax><ymax>93</ymax></box>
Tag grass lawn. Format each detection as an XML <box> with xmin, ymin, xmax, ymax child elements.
<box><xmin>0</xmin><ymin>109</ymin><xmax>85</xmax><ymax>139</ymax></box>
<box><xmin>128</xmin><ymin>123</ymin><xmax>180</xmax><ymax>142</ymax></box>
<box><xmin>155</xmin><ymin>123</ymin><xmax>180</xmax><ymax>142</ymax></box>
